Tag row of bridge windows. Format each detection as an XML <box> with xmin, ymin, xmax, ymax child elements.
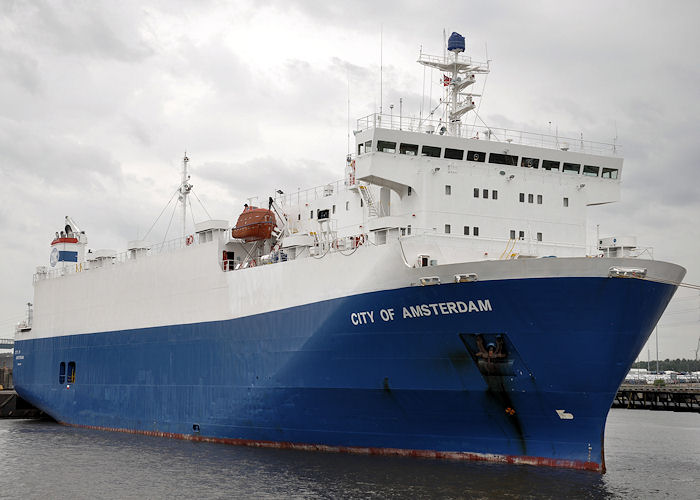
<box><xmin>360</xmin><ymin>139</ymin><xmax>619</xmax><ymax>179</ymax></box>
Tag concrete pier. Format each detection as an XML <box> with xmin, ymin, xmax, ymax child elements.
<box><xmin>613</xmin><ymin>384</ymin><xmax>700</xmax><ymax>412</ymax></box>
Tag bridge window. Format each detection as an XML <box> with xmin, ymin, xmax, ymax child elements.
<box><xmin>519</xmin><ymin>231</ymin><xmax>525</xmax><ymax>240</ymax></box>
<box><xmin>400</xmin><ymin>143</ymin><xmax>419</xmax><ymax>155</ymax></box>
<box><xmin>537</xmin><ymin>232</ymin><xmax>543</xmax><ymax>241</ymax></box>
<box><xmin>356</xmin><ymin>141</ymin><xmax>371</xmax><ymax>155</ymax></box>
<box><xmin>310</xmin><ymin>210</ymin><xmax>313</xmax><ymax>219</ymax></box>
<box><xmin>467</xmin><ymin>150</ymin><xmax>486</xmax><ymax>162</ymax></box>
<box><xmin>445</xmin><ymin>185</ymin><xmax>452</xmax><ymax>195</ymax></box>
<box><xmin>492</xmin><ymin>190</ymin><xmax>498</xmax><ymax>200</ymax></box>
<box><xmin>464</xmin><ymin>226</ymin><xmax>470</xmax><ymax>235</ymax></box>
<box><xmin>67</xmin><ymin>362</ymin><xmax>76</xmax><ymax>383</ymax></box>
<box><xmin>473</xmin><ymin>227</ymin><xmax>479</xmax><ymax>236</ymax></box>
<box><xmin>377</xmin><ymin>140</ymin><xmax>396</xmax><ymax>153</ymax></box>
<box><xmin>421</xmin><ymin>145</ymin><xmax>441</xmax><ymax>157</ymax></box>
<box><xmin>444</xmin><ymin>148</ymin><xmax>464</xmax><ymax>160</ymax></box>
<box><xmin>537</xmin><ymin>194</ymin><xmax>543</xmax><ymax>204</ymax></box>
<box><xmin>563</xmin><ymin>163</ymin><xmax>581</xmax><ymax>174</ymax></box>
<box><xmin>602</xmin><ymin>167</ymin><xmax>619</xmax><ymax>179</ymax></box>
<box><xmin>332</xmin><ymin>205</ymin><xmax>336</xmax><ymax>214</ymax></box>
<box><xmin>528</xmin><ymin>193</ymin><xmax>534</xmax><ymax>203</ymax></box>
<box><xmin>59</xmin><ymin>362</ymin><xmax>65</xmax><ymax>384</ymax></box>
<box><xmin>407</xmin><ymin>186</ymin><xmax>412</xmax><ymax>196</ymax></box>
<box><xmin>489</xmin><ymin>153</ymin><xmax>518</xmax><ymax>166</ymax></box>
<box><xmin>445</xmin><ymin>224</ymin><xmax>451</xmax><ymax>234</ymax></box>
<box><xmin>345</xmin><ymin>201</ymin><xmax>349</xmax><ymax>211</ymax></box>
<box><xmin>510</xmin><ymin>230</ymin><xmax>516</xmax><ymax>239</ymax></box>
<box><xmin>483</xmin><ymin>189</ymin><xmax>489</xmax><ymax>199</ymax></box>
<box><xmin>563</xmin><ymin>197</ymin><xmax>569</xmax><ymax>207</ymax></box>
<box><xmin>583</xmin><ymin>165</ymin><xmax>600</xmax><ymax>177</ymax></box>
<box><xmin>474</xmin><ymin>188</ymin><xmax>479</xmax><ymax>198</ymax></box>
<box><xmin>542</xmin><ymin>160</ymin><xmax>560</xmax><ymax>171</ymax></box>
<box><xmin>521</xmin><ymin>157</ymin><xmax>539</xmax><ymax>168</ymax></box>
<box><xmin>519</xmin><ymin>193</ymin><xmax>525</xmax><ymax>202</ymax></box>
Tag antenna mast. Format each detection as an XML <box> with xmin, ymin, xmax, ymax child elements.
<box><xmin>178</xmin><ymin>153</ymin><xmax>193</xmax><ymax>239</ymax></box>
<box><xmin>418</xmin><ymin>32</ymin><xmax>489</xmax><ymax>136</ymax></box>
<box><xmin>380</xmin><ymin>25</ymin><xmax>383</xmax><ymax>115</ymax></box>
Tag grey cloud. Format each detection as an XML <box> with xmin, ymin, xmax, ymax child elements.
<box><xmin>197</xmin><ymin>157</ymin><xmax>334</xmax><ymax>202</ymax></box>
<box><xmin>0</xmin><ymin>118</ymin><xmax>123</xmax><ymax>189</ymax></box>
<box><xmin>123</xmin><ymin>116</ymin><xmax>153</xmax><ymax>148</ymax></box>
<box><xmin>0</xmin><ymin>47</ymin><xmax>42</xmax><ymax>94</ymax></box>
<box><xmin>6</xmin><ymin>1</ymin><xmax>154</xmax><ymax>62</ymax></box>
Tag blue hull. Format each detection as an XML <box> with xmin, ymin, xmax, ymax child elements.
<box><xmin>13</xmin><ymin>276</ymin><xmax>675</xmax><ymax>471</ymax></box>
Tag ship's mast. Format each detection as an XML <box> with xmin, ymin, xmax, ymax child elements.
<box><xmin>178</xmin><ymin>153</ymin><xmax>193</xmax><ymax>239</ymax></box>
<box><xmin>418</xmin><ymin>32</ymin><xmax>489</xmax><ymax>136</ymax></box>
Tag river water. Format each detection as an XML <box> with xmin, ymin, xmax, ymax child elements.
<box><xmin>0</xmin><ymin>409</ymin><xmax>697</xmax><ymax>499</ymax></box>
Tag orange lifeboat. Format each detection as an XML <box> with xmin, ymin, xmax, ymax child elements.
<box><xmin>231</xmin><ymin>206</ymin><xmax>276</xmax><ymax>242</ymax></box>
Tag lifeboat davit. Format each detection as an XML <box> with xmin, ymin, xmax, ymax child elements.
<box><xmin>231</xmin><ymin>206</ymin><xmax>276</xmax><ymax>242</ymax></box>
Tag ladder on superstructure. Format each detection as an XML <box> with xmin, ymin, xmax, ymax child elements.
<box><xmin>358</xmin><ymin>184</ymin><xmax>381</xmax><ymax>217</ymax></box>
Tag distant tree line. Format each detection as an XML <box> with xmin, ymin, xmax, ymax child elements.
<box><xmin>631</xmin><ymin>359</ymin><xmax>700</xmax><ymax>373</ymax></box>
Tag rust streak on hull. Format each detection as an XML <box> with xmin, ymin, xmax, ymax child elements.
<box><xmin>61</xmin><ymin>421</ymin><xmax>603</xmax><ymax>473</ymax></box>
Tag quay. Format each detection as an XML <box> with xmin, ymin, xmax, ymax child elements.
<box><xmin>0</xmin><ymin>390</ymin><xmax>44</xmax><ymax>419</ymax></box>
<box><xmin>613</xmin><ymin>384</ymin><xmax>700</xmax><ymax>412</ymax></box>
<box><xmin>1</xmin><ymin>354</ymin><xmax>44</xmax><ymax>418</ymax></box>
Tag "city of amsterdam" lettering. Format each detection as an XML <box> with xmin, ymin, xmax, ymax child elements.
<box><xmin>349</xmin><ymin>299</ymin><xmax>492</xmax><ymax>326</ymax></box>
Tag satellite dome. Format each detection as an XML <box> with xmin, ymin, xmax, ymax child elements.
<box><xmin>447</xmin><ymin>32</ymin><xmax>465</xmax><ymax>52</ymax></box>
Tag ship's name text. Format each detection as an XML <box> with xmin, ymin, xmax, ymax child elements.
<box><xmin>350</xmin><ymin>299</ymin><xmax>492</xmax><ymax>326</ymax></box>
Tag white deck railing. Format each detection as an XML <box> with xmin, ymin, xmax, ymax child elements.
<box><xmin>274</xmin><ymin>179</ymin><xmax>348</xmax><ymax>207</ymax></box>
<box><xmin>356</xmin><ymin>113</ymin><xmax>619</xmax><ymax>156</ymax></box>
<box><xmin>33</xmin><ymin>234</ymin><xmax>196</xmax><ymax>281</ymax></box>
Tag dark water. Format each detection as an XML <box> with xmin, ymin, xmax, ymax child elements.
<box><xmin>0</xmin><ymin>409</ymin><xmax>697</xmax><ymax>499</ymax></box>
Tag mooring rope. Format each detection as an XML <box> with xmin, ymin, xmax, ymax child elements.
<box><xmin>642</xmin><ymin>276</ymin><xmax>700</xmax><ymax>291</ymax></box>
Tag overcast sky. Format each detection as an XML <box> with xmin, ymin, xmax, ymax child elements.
<box><xmin>1</xmin><ymin>1</ymin><xmax>698</xmax><ymax>359</ymax></box>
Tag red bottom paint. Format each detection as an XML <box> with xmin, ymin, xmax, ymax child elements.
<box><xmin>62</xmin><ymin>422</ymin><xmax>604</xmax><ymax>473</ymax></box>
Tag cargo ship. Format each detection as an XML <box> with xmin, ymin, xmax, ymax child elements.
<box><xmin>13</xmin><ymin>32</ymin><xmax>685</xmax><ymax>472</ymax></box>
